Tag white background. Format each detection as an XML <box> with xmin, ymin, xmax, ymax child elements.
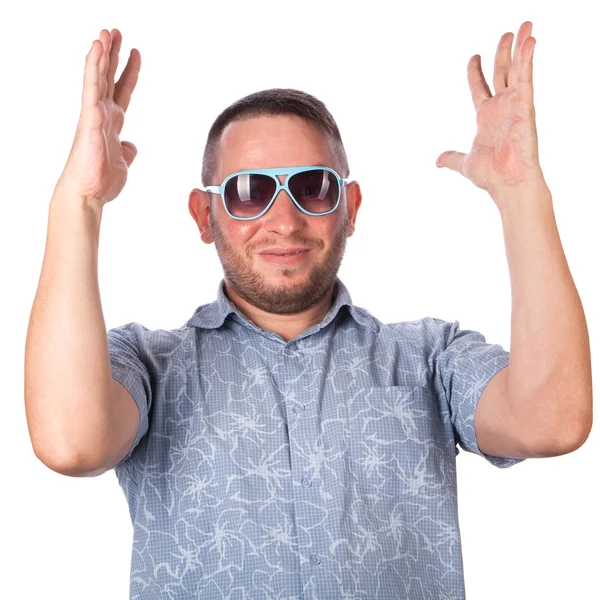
<box><xmin>2</xmin><ymin>0</ymin><xmax>598</xmax><ymax>598</ymax></box>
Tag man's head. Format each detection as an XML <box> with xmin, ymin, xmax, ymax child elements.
<box><xmin>189</xmin><ymin>88</ymin><xmax>362</xmax><ymax>316</ymax></box>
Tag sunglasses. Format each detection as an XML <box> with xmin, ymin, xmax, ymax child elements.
<box><xmin>203</xmin><ymin>165</ymin><xmax>348</xmax><ymax>220</ymax></box>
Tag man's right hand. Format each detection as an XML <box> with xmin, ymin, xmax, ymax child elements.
<box><xmin>57</xmin><ymin>28</ymin><xmax>141</xmax><ymax>207</ymax></box>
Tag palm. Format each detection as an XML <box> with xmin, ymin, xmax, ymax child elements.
<box><xmin>74</xmin><ymin>96</ymin><xmax>129</xmax><ymax>201</ymax></box>
<box><xmin>437</xmin><ymin>22</ymin><xmax>543</xmax><ymax>201</ymax></box>
<box><xmin>464</xmin><ymin>86</ymin><xmax>539</xmax><ymax>191</ymax></box>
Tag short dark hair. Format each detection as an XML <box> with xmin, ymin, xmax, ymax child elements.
<box><xmin>201</xmin><ymin>88</ymin><xmax>350</xmax><ymax>187</ymax></box>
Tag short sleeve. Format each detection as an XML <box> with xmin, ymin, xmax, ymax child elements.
<box><xmin>107</xmin><ymin>322</ymin><xmax>153</xmax><ymax>465</ymax></box>
<box><xmin>433</xmin><ymin>318</ymin><xmax>525</xmax><ymax>469</ymax></box>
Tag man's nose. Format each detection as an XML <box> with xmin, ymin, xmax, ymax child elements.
<box><xmin>261</xmin><ymin>178</ymin><xmax>305</xmax><ymax>230</ymax></box>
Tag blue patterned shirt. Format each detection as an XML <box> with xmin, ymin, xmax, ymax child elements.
<box><xmin>108</xmin><ymin>277</ymin><xmax>525</xmax><ymax>599</ymax></box>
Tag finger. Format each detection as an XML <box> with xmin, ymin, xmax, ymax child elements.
<box><xmin>493</xmin><ymin>32</ymin><xmax>513</xmax><ymax>94</ymax></box>
<box><xmin>508</xmin><ymin>21</ymin><xmax>533</xmax><ymax>88</ymax></box>
<box><xmin>98</xmin><ymin>29</ymin><xmax>112</xmax><ymax>99</ymax></box>
<box><xmin>467</xmin><ymin>54</ymin><xmax>492</xmax><ymax>111</ymax></box>
<box><xmin>121</xmin><ymin>141</ymin><xmax>138</xmax><ymax>168</ymax></box>
<box><xmin>512</xmin><ymin>21</ymin><xmax>532</xmax><ymax>65</ymax></box>
<box><xmin>436</xmin><ymin>151</ymin><xmax>466</xmax><ymax>175</ymax></box>
<box><xmin>107</xmin><ymin>28</ymin><xmax>123</xmax><ymax>100</ymax></box>
<box><xmin>518</xmin><ymin>36</ymin><xmax>536</xmax><ymax>105</ymax></box>
<box><xmin>82</xmin><ymin>39</ymin><xmax>101</xmax><ymax>110</ymax></box>
<box><xmin>114</xmin><ymin>48</ymin><xmax>141</xmax><ymax>113</ymax></box>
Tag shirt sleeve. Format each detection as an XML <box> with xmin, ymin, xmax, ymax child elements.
<box><xmin>433</xmin><ymin>318</ymin><xmax>525</xmax><ymax>469</ymax></box>
<box><xmin>107</xmin><ymin>322</ymin><xmax>153</xmax><ymax>465</ymax></box>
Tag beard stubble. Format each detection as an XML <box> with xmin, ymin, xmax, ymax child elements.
<box><xmin>209</xmin><ymin>209</ymin><xmax>350</xmax><ymax>315</ymax></box>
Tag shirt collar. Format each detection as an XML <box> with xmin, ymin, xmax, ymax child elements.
<box><xmin>185</xmin><ymin>276</ymin><xmax>377</xmax><ymax>334</ymax></box>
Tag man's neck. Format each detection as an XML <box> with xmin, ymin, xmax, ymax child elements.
<box><xmin>224</xmin><ymin>282</ymin><xmax>335</xmax><ymax>343</ymax></box>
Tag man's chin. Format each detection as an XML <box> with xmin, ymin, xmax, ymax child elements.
<box><xmin>258</xmin><ymin>272</ymin><xmax>311</xmax><ymax>290</ymax></box>
<box><xmin>254</xmin><ymin>261</ymin><xmax>313</xmax><ymax>279</ymax></box>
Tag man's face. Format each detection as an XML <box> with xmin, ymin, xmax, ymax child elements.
<box><xmin>189</xmin><ymin>114</ymin><xmax>362</xmax><ymax>315</ymax></box>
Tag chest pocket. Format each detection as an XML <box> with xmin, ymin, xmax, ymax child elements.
<box><xmin>347</xmin><ymin>385</ymin><xmax>455</xmax><ymax>498</ymax></box>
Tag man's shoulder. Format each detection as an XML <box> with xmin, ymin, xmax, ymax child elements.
<box><xmin>344</xmin><ymin>306</ymin><xmax>454</xmax><ymax>356</ymax></box>
<box><xmin>107</xmin><ymin>320</ymin><xmax>194</xmax><ymax>356</ymax></box>
<box><xmin>373</xmin><ymin>314</ymin><xmax>453</xmax><ymax>342</ymax></box>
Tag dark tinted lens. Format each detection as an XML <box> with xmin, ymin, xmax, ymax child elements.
<box><xmin>288</xmin><ymin>169</ymin><xmax>339</xmax><ymax>214</ymax></box>
<box><xmin>224</xmin><ymin>174</ymin><xmax>276</xmax><ymax>218</ymax></box>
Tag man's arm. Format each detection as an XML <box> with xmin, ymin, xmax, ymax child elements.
<box><xmin>24</xmin><ymin>189</ymin><xmax>140</xmax><ymax>476</ymax></box>
<box><xmin>475</xmin><ymin>182</ymin><xmax>592</xmax><ymax>458</ymax></box>
<box><xmin>24</xmin><ymin>29</ymin><xmax>143</xmax><ymax>475</ymax></box>
<box><xmin>436</xmin><ymin>22</ymin><xmax>592</xmax><ymax>457</ymax></box>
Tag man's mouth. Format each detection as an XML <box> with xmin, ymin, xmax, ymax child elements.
<box><xmin>259</xmin><ymin>248</ymin><xmax>310</xmax><ymax>256</ymax></box>
<box><xmin>258</xmin><ymin>249</ymin><xmax>312</xmax><ymax>264</ymax></box>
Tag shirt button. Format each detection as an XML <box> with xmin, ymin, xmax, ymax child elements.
<box><xmin>287</xmin><ymin>342</ymin><xmax>297</xmax><ymax>350</ymax></box>
<box><xmin>301</xmin><ymin>476</ymin><xmax>312</xmax><ymax>488</ymax></box>
<box><xmin>309</xmin><ymin>554</ymin><xmax>321</xmax><ymax>565</ymax></box>
<box><xmin>300</xmin><ymin>404</ymin><xmax>306</xmax><ymax>411</ymax></box>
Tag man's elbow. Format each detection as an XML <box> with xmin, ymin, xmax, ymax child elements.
<box><xmin>33</xmin><ymin>445</ymin><xmax>110</xmax><ymax>478</ymax></box>
<box><xmin>529</xmin><ymin>416</ymin><xmax>592</xmax><ymax>457</ymax></box>
<box><xmin>563</xmin><ymin>419</ymin><xmax>593</xmax><ymax>454</ymax></box>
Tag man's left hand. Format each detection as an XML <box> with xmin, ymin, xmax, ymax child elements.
<box><xmin>436</xmin><ymin>21</ymin><xmax>546</xmax><ymax>208</ymax></box>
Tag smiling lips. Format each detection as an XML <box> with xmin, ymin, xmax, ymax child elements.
<box><xmin>258</xmin><ymin>249</ymin><xmax>311</xmax><ymax>265</ymax></box>
<box><xmin>259</xmin><ymin>247</ymin><xmax>310</xmax><ymax>256</ymax></box>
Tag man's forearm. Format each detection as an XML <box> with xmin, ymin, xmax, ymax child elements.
<box><xmin>495</xmin><ymin>180</ymin><xmax>592</xmax><ymax>451</ymax></box>
<box><xmin>24</xmin><ymin>185</ymin><xmax>114</xmax><ymax>471</ymax></box>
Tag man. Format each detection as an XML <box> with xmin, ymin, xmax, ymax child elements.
<box><xmin>25</xmin><ymin>21</ymin><xmax>592</xmax><ymax>599</ymax></box>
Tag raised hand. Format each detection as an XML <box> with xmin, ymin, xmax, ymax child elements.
<box><xmin>57</xmin><ymin>29</ymin><xmax>141</xmax><ymax>207</ymax></box>
<box><xmin>436</xmin><ymin>21</ymin><xmax>545</xmax><ymax>207</ymax></box>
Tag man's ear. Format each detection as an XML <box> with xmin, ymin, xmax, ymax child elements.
<box><xmin>188</xmin><ymin>188</ymin><xmax>214</xmax><ymax>244</ymax></box>
<box><xmin>345</xmin><ymin>180</ymin><xmax>362</xmax><ymax>237</ymax></box>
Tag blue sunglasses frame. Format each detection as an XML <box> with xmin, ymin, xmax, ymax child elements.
<box><xmin>203</xmin><ymin>165</ymin><xmax>348</xmax><ymax>221</ymax></box>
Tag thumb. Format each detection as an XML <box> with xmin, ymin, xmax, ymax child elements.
<box><xmin>436</xmin><ymin>151</ymin><xmax>466</xmax><ymax>175</ymax></box>
<box><xmin>121</xmin><ymin>141</ymin><xmax>138</xmax><ymax>168</ymax></box>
